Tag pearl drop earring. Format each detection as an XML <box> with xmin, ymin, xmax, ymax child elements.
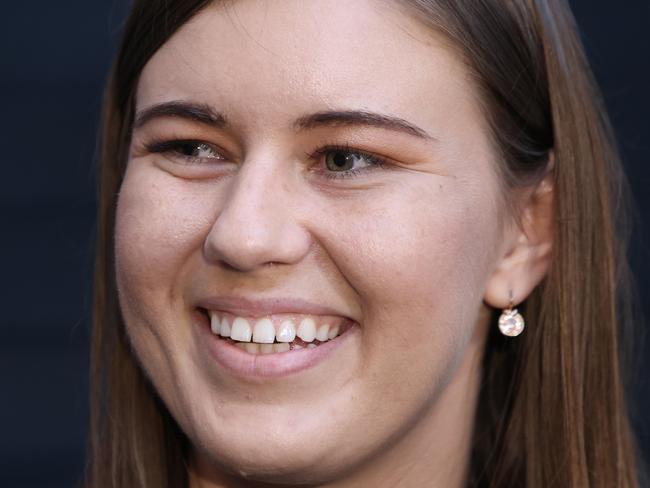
<box><xmin>498</xmin><ymin>291</ymin><xmax>525</xmax><ymax>337</ymax></box>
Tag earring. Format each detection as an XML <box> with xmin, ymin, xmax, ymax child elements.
<box><xmin>498</xmin><ymin>291</ymin><xmax>525</xmax><ymax>337</ymax></box>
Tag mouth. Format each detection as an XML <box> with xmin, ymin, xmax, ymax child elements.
<box><xmin>195</xmin><ymin>307</ymin><xmax>357</xmax><ymax>378</ymax></box>
<box><xmin>198</xmin><ymin>308</ymin><xmax>352</xmax><ymax>353</ymax></box>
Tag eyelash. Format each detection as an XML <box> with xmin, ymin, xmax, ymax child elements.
<box><xmin>143</xmin><ymin>138</ymin><xmax>226</xmax><ymax>165</ymax></box>
<box><xmin>143</xmin><ymin>138</ymin><xmax>389</xmax><ymax>180</ymax></box>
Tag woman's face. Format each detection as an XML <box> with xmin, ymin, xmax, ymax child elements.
<box><xmin>115</xmin><ymin>0</ymin><xmax>512</xmax><ymax>484</ymax></box>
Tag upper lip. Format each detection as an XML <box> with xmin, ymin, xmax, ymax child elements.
<box><xmin>196</xmin><ymin>295</ymin><xmax>354</xmax><ymax>319</ymax></box>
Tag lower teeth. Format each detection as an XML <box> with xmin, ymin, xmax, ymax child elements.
<box><xmin>225</xmin><ymin>337</ymin><xmax>323</xmax><ymax>354</ymax></box>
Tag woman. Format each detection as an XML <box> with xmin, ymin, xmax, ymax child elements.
<box><xmin>87</xmin><ymin>0</ymin><xmax>645</xmax><ymax>486</ymax></box>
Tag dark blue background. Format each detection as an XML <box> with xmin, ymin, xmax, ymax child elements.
<box><xmin>1</xmin><ymin>2</ymin><xmax>648</xmax><ymax>487</ymax></box>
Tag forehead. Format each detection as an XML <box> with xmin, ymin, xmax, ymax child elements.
<box><xmin>137</xmin><ymin>0</ymin><xmax>481</xmax><ymax>140</ymax></box>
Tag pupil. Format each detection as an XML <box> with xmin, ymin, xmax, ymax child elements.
<box><xmin>179</xmin><ymin>142</ymin><xmax>211</xmax><ymax>157</ymax></box>
<box><xmin>329</xmin><ymin>151</ymin><xmax>353</xmax><ymax>171</ymax></box>
<box><xmin>180</xmin><ymin>143</ymin><xmax>198</xmax><ymax>156</ymax></box>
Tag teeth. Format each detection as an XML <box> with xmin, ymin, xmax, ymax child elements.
<box><xmin>210</xmin><ymin>313</ymin><xmax>221</xmax><ymax>334</ymax></box>
<box><xmin>220</xmin><ymin>317</ymin><xmax>231</xmax><ymax>338</ymax></box>
<box><xmin>316</xmin><ymin>324</ymin><xmax>330</xmax><ymax>341</ymax></box>
<box><xmin>327</xmin><ymin>325</ymin><xmax>339</xmax><ymax>340</ymax></box>
<box><xmin>230</xmin><ymin>317</ymin><xmax>252</xmax><ymax>342</ymax></box>
<box><xmin>276</xmin><ymin>319</ymin><xmax>297</xmax><ymax>343</ymax></box>
<box><xmin>259</xmin><ymin>343</ymin><xmax>274</xmax><ymax>354</ymax></box>
<box><xmin>206</xmin><ymin>310</ymin><xmax>347</xmax><ymax>350</ymax></box>
<box><xmin>252</xmin><ymin>318</ymin><xmax>275</xmax><ymax>344</ymax></box>
<box><xmin>273</xmin><ymin>343</ymin><xmax>290</xmax><ymax>353</ymax></box>
<box><xmin>297</xmin><ymin>317</ymin><xmax>316</xmax><ymax>342</ymax></box>
<box><xmin>236</xmin><ymin>342</ymin><xmax>294</xmax><ymax>355</ymax></box>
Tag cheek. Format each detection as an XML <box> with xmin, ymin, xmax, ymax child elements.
<box><xmin>316</xmin><ymin>176</ymin><xmax>498</xmax><ymax>365</ymax></box>
<box><xmin>113</xmin><ymin>164</ymin><xmax>221</xmax><ymax>372</ymax></box>
<box><xmin>114</xmin><ymin>166</ymin><xmax>216</xmax><ymax>299</ymax></box>
<box><xmin>334</xmin><ymin>181</ymin><xmax>494</xmax><ymax>294</ymax></box>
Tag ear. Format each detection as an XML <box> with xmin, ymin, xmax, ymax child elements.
<box><xmin>484</xmin><ymin>155</ymin><xmax>555</xmax><ymax>309</ymax></box>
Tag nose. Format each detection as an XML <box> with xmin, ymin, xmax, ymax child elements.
<box><xmin>203</xmin><ymin>157</ymin><xmax>312</xmax><ymax>272</ymax></box>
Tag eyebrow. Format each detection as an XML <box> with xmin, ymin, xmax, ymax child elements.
<box><xmin>134</xmin><ymin>101</ymin><xmax>228</xmax><ymax>129</ymax></box>
<box><xmin>134</xmin><ymin>101</ymin><xmax>435</xmax><ymax>141</ymax></box>
<box><xmin>294</xmin><ymin>110</ymin><xmax>435</xmax><ymax>141</ymax></box>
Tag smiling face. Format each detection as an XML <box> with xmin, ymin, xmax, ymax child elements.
<box><xmin>115</xmin><ymin>0</ymin><xmax>518</xmax><ymax>485</ymax></box>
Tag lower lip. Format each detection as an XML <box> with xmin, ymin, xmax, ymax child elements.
<box><xmin>196</xmin><ymin>313</ymin><xmax>358</xmax><ymax>379</ymax></box>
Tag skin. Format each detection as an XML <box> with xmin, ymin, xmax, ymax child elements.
<box><xmin>115</xmin><ymin>0</ymin><xmax>554</xmax><ymax>486</ymax></box>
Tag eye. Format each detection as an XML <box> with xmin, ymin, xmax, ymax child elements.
<box><xmin>174</xmin><ymin>141</ymin><xmax>221</xmax><ymax>159</ymax></box>
<box><xmin>325</xmin><ymin>151</ymin><xmax>367</xmax><ymax>171</ymax></box>
<box><xmin>310</xmin><ymin>145</ymin><xmax>388</xmax><ymax>180</ymax></box>
<box><xmin>144</xmin><ymin>139</ymin><xmax>226</xmax><ymax>164</ymax></box>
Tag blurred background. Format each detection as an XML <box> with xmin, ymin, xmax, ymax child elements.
<box><xmin>1</xmin><ymin>1</ymin><xmax>648</xmax><ymax>487</ymax></box>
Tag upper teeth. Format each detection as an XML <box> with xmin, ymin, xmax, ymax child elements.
<box><xmin>209</xmin><ymin>311</ymin><xmax>343</xmax><ymax>344</ymax></box>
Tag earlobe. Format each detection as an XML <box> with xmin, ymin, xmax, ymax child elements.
<box><xmin>484</xmin><ymin>157</ymin><xmax>555</xmax><ymax>310</ymax></box>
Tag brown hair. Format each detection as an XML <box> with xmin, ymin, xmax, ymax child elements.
<box><xmin>87</xmin><ymin>1</ymin><xmax>646</xmax><ymax>486</ymax></box>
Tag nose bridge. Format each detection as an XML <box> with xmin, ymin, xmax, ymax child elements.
<box><xmin>203</xmin><ymin>155</ymin><xmax>310</xmax><ymax>271</ymax></box>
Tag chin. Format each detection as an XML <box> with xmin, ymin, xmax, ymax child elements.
<box><xmin>191</xmin><ymin>428</ymin><xmax>360</xmax><ymax>485</ymax></box>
